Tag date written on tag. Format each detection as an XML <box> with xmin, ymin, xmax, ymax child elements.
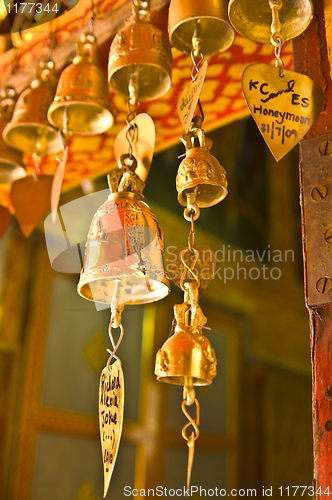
<box><xmin>99</xmin><ymin>360</ymin><xmax>124</xmax><ymax>497</ymax></box>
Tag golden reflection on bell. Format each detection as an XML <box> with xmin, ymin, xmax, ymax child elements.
<box><xmin>108</xmin><ymin>0</ymin><xmax>173</xmax><ymax>101</ymax></box>
<box><xmin>228</xmin><ymin>0</ymin><xmax>313</xmax><ymax>44</ymax></box>
<box><xmin>0</xmin><ymin>86</ymin><xmax>26</xmax><ymax>184</ymax></box>
<box><xmin>168</xmin><ymin>0</ymin><xmax>235</xmax><ymax>55</ymax></box>
<box><xmin>176</xmin><ymin>118</ymin><xmax>228</xmax><ymax>208</ymax></box>
<box><xmin>77</xmin><ymin>154</ymin><xmax>170</xmax><ymax>306</ymax></box>
<box><xmin>48</xmin><ymin>33</ymin><xmax>114</xmax><ymax>135</ymax></box>
<box><xmin>3</xmin><ymin>59</ymin><xmax>63</xmax><ymax>157</ymax></box>
<box><xmin>155</xmin><ymin>302</ymin><xmax>217</xmax><ymax>385</ymax></box>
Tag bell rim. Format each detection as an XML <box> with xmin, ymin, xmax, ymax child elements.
<box><xmin>177</xmin><ymin>184</ymin><xmax>228</xmax><ymax>207</ymax></box>
<box><xmin>3</xmin><ymin>122</ymin><xmax>63</xmax><ymax>155</ymax></box>
<box><xmin>0</xmin><ymin>162</ymin><xmax>26</xmax><ymax>183</ymax></box>
<box><xmin>47</xmin><ymin>100</ymin><xmax>114</xmax><ymax>135</ymax></box>
<box><xmin>169</xmin><ymin>16</ymin><xmax>235</xmax><ymax>55</ymax></box>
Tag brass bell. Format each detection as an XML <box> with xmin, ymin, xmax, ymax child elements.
<box><xmin>168</xmin><ymin>0</ymin><xmax>235</xmax><ymax>55</ymax></box>
<box><xmin>3</xmin><ymin>59</ymin><xmax>63</xmax><ymax>157</ymax></box>
<box><xmin>228</xmin><ymin>0</ymin><xmax>313</xmax><ymax>44</ymax></box>
<box><xmin>0</xmin><ymin>86</ymin><xmax>26</xmax><ymax>184</ymax></box>
<box><xmin>176</xmin><ymin>117</ymin><xmax>228</xmax><ymax>208</ymax></box>
<box><xmin>48</xmin><ymin>33</ymin><xmax>114</xmax><ymax>135</ymax></box>
<box><xmin>108</xmin><ymin>0</ymin><xmax>173</xmax><ymax>101</ymax></box>
<box><xmin>155</xmin><ymin>299</ymin><xmax>217</xmax><ymax>385</ymax></box>
<box><xmin>77</xmin><ymin>154</ymin><xmax>170</xmax><ymax>307</ymax></box>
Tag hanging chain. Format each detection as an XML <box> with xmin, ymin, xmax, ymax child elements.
<box><xmin>190</xmin><ymin>21</ymin><xmax>205</xmax><ymax>124</ymax></box>
<box><xmin>47</xmin><ymin>20</ymin><xmax>56</xmax><ymax>58</ymax></box>
<box><xmin>88</xmin><ymin>0</ymin><xmax>99</xmax><ymax>33</ymax></box>
<box><xmin>125</xmin><ymin>69</ymin><xmax>141</xmax><ymax>158</ymax></box>
<box><xmin>269</xmin><ymin>0</ymin><xmax>285</xmax><ymax>77</ymax></box>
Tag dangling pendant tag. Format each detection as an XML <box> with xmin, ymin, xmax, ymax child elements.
<box><xmin>177</xmin><ymin>61</ymin><xmax>207</xmax><ymax>133</ymax></box>
<box><xmin>51</xmin><ymin>145</ymin><xmax>68</xmax><ymax>223</ymax></box>
<box><xmin>242</xmin><ymin>63</ymin><xmax>324</xmax><ymax>161</ymax></box>
<box><xmin>99</xmin><ymin>360</ymin><xmax>124</xmax><ymax>497</ymax></box>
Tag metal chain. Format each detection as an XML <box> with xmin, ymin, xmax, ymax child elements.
<box><xmin>269</xmin><ymin>0</ymin><xmax>285</xmax><ymax>77</ymax></box>
<box><xmin>181</xmin><ymin>398</ymin><xmax>200</xmax><ymax>493</ymax></box>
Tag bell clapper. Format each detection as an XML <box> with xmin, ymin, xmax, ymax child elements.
<box><xmin>269</xmin><ymin>0</ymin><xmax>285</xmax><ymax>77</ymax></box>
<box><xmin>181</xmin><ymin>395</ymin><xmax>200</xmax><ymax>492</ymax></box>
<box><xmin>111</xmin><ymin>280</ymin><xmax>125</xmax><ymax>328</ymax></box>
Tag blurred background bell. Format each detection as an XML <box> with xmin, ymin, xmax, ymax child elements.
<box><xmin>176</xmin><ymin>120</ymin><xmax>228</xmax><ymax>208</ymax></box>
<box><xmin>0</xmin><ymin>86</ymin><xmax>26</xmax><ymax>184</ymax></box>
<box><xmin>228</xmin><ymin>0</ymin><xmax>313</xmax><ymax>44</ymax></box>
<box><xmin>108</xmin><ymin>0</ymin><xmax>172</xmax><ymax>101</ymax></box>
<box><xmin>168</xmin><ymin>0</ymin><xmax>235</xmax><ymax>55</ymax></box>
<box><xmin>77</xmin><ymin>158</ymin><xmax>170</xmax><ymax>307</ymax></box>
<box><xmin>155</xmin><ymin>304</ymin><xmax>217</xmax><ymax>385</ymax></box>
<box><xmin>3</xmin><ymin>59</ymin><xmax>63</xmax><ymax>158</ymax></box>
<box><xmin>48</xmin><ymin>33</ymin><xmax>114</xmax><ymax>135</ymax></box>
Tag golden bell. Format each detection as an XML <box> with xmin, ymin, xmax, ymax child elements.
<box><xmin>77</xmin><ymin>155</ymin><xmax>170</xmax><ymax>306</ymax></box>
<box><xmin>3</xmin><ymin>59</ymin><xmax>63</xmax><ymax>156</ymax></box>
<box><xmin>176</xmin><ymin>119</ymin><xmax>228</xmax><ymax>208</ymax></box>
<box><xmin>0</xmin><ymin>87</ymin><xmax>26</xmax><ymax>184</ymax></box>
<box><xmin>228</xmin><ymin>0</ymin><xmax>313</xmax><ymax>44</ymax></box>
<box><xmin>155</xmin><ymin>301</ymin><xmax>217</xmax><ymax>385</ymax></box>
<box><xmin>48</xmin><ymin>33</ymin><xmax>114</xmax><ymax>135</ymax></box>
<box><xmin>168</xmin><ymin>0</ymin><xmax>235</xmax><ymax>55</ymax></box>
<box><xmin>108</xmin><ymin>0</ymin><xmax>172</xmax><ymax>101</ymax></box>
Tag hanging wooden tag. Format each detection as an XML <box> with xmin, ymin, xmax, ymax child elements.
<box><xmin>114</xmin><ymin>114</ymin><xmax>155</xmax><ymax>182</ymax></box>
<box><xmin>99</xmin><ymin>360</ymin><xmax>124</xmax><ymax>498</ymax></box>
<box><xmin>242</xmin><ymin>63</ymin><xmax>324</xmax><ymax>161</ymax></box>
<box><xmin>10</xmin><ymin>175</ymin><xmax>53</xmax><ymax>237</ymax></box>
<box><xmin>167</xmin><ymin>245</ymin><xmax>216</xmax><ymax>295</ymax></box>
<box><xmin>51</xmin><ymin>147</ymin><xmax>68</xmax><ymax>223</ymax></box>
<box><xmin>177</xmin><ymin>61</ymin><xmax>208</xmax><ymax>133</ymax></box>
<box><xmin>0</xmin><ymin>206</ymin><xmax>11</xmax><ymax>240</ymax></box>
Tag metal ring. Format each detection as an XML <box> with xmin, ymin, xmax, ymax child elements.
<box><xmin>106</xmin><ymin>323</ymin><xmax>124</xmax><ymax>374</ymax></box>
<box><xmin>184</xmin><ymin>206</ymin><xmax>200</xmax><ymax>222</ymax></box>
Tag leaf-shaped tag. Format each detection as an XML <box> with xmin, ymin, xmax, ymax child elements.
<box><xmin>242</xmin><ymin>63</ymin><xmax>324</xmax><ymax>161</ymax></box>
<box><xmin>0</xmin><ymin>206</ymin><xmax>11</xmax><ymax>240</ymax></box>
<box><xmin>99</xmin><ymin>360</ymin><xmax>124</xmax><ymax>497</ymax></box>
<box><xmin>177</xmin><ymin>61</ymin><xmax>208</xmax><ymax>132</ymax></box>
<box><xmin>10</xmin><ymin>175</ymin><xmax>53</xmax><ymax>237</ymax></box>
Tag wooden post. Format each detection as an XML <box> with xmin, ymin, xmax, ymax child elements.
<box><xmin>294</xmin><ymin>0</ymin><xmax>332</xmax><ymax>495</ymax></box>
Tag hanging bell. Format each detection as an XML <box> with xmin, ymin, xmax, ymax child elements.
<box><xmin>48</xmin><ymin>33</ymin><xmax>114</xmax><ymax>135</ymax></box>
<box><xmin>0</xmin><ymin>86</ymin><xmax>26</xmax><ymax>184</ymax></box>
<box><xmin>77</xmin><ymin>154</ymin><xmax>170</xmax><ymax>308</ymax></box>
<box><xmin>228</xmin><ymin>0</ymin><xmax>313</xmax><ymax>44</ymax></box>
<box><xmin>3</xmin><ymin>59</ymin><xmax>63</xmax><ymax>157</ymax></box>
<box><xmin>108</xmin><ymin>0</ymin><xmax>173</xmax><ymax>101</ymax></box>
<box><xmin>176</xmin><ymin>117</ymin><xmax>228</xmax><ymax>208</ymax></box>
<box><xmin>155</xmin><ymin>296</ymin><xmax>217</xmax><ymax>385</ymax></box>
<box><xmin>168</xmin><ymin>0</ymin><xmax>235</xmax><ymax>56</ymax></box>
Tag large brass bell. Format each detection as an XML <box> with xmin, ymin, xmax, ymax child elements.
<box><xmin>176</xmin><ymin>118</ymin><xmax>228</xmax><ymax>208</ymax></box>
<box><xmin>48</xmin><ymin>33</ymin><xmax>114</xmax><ymax>135</ymax></box>
<box><xmin>108</xmin><ymin>0</ymin><xmax>172</xmax><ymax>101</ymax></box>
<box><xmin>168</xmin><ymin>0</ymin><xmax>235</xmax><ymax>55</ymax></box>
<box><xmin>0</xmin><ymin>86</ymin><xmax>26</xmax><ymax>184</ymax></box>
<box><xmin>77</xmin><ymin>154</ymin><xmax>170</xmax><ymax>307</ymax></box>
<box><xmin>228</xmin><ymin>0</ymin><xmax>313</xmax><ymax>44</ymax></box>
<box><xmin>3</xmin><ymin>59</ymin><xmax>63</xmax><ymax>157</ymax></box>
<box><xmin>155</xmin><ymin>298</ymin><xmax>217</xmax><ymax>385</ymax></box>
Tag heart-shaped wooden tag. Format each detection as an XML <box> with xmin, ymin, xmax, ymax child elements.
<box><xmin>242</xmin><ymin>63</ymin><xmax>324</xmax><ymax>161</ymax></box>
<box><xmin>99</xmin><ymin>360</ymin><xmax>124</xmax><ymax>497</ymax></box>
<box><xmin>11</xmin><ymin>175</ymin><xmax>53</xmax><ymax>237</ymax></box>
<box><xmin>114</xmin><ymin>114</ymin><xmax>155</xmax><ymax>182</ymax></box>
<box><xmin>0</xmin><ymin>206</ymin><xmax>11</xmax><ymax>240</ymax></box>
<box><xmin>167</xmin><ymin>245</ymin><xmax>216</xmax><ymax>294</ymax></box>
<box><xmin>177</xmin><ymin>61</ymin><xmax>208</xmax><ymax>133</ymax></box>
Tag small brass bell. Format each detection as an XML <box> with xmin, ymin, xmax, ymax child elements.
<box><xmin>108</xmin><ymin>0</ymin><xmax>173</xmax><ymax>101</ymax></box>
<box><xmin>176</xmin><ymin>117</ymin><xmax>228</xmax><ymax>208</ymax></box>
<box><xmin>155</xmin><ymin>299</ymin><xmax>217</xmax><ymax>385</ymax></box>
<box><xmin>228</xmin><ymin>0</ymin><xmax>313</xmax><ymax>44</ymax></box>
<box><xmin>0</xmin><ymin>86</ymin><xmax>26</xmax><ymax>184</ymax></box>
<box><xmin>77</xmin><ymin>154</ymin><xmax>170</xmax><ymax>307</ymax></box>
<box><xmin>3</xmin><ymin>59</ymin><xmax>63</xmax><ymax>157</ymax></box>
<box><xmin>48</xmin><ymin>33</ymin><xmax>114</xmax><ymax>135</ymax></box>
<box><xmin>168</xmin><ymin>0</ymin><xmax>235</xmax><ymax>55</ymax></box>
